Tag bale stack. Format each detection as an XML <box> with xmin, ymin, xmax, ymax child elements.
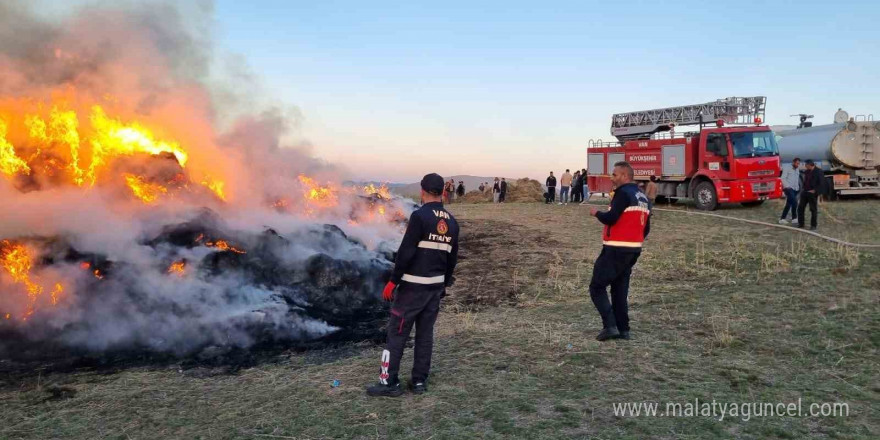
<box><xmin>459</xmin><ymin>190</ymin><xmax>493</xmax><ymax>203</ymax></box>
<box><xmin>455</xmin><ymin>178</ymin><xmax>544</xmax><ymax>203</ymax></box>
<box><xmin>505</xmin><ymin>178</ymin><xmax>544</xmax><ymax>203</ymax></box>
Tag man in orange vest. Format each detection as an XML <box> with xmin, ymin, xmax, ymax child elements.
<box><xmin>588</xmin><ymin>161</ymin><xmax>651</xmax><ymax>341</ymax></box>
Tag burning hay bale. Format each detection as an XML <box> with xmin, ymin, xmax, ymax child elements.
<box><xmin>0</xmin><ymin>210</ymin><xmax>396</xmax><ymax>361</ymax></box>
<box><xmin>0</xmin><ymin>4</ymin><xmax>422</xmax><ymax>364</ymax></box>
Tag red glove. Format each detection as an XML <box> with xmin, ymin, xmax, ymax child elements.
<box><xmin>382</xmin><ymin>281</ymin><xmax>397</xmax><ymax>302</ymax></box>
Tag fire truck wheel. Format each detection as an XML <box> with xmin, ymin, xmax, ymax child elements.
<box><xmin>741</xmin><ymin>201</ymin><xmax>764</xmax><ymax>208</ymax></box>
<box><xmin>694</xmin><ymin>181</ymin><xmax>718</xmax><ymax>211</ymax></box>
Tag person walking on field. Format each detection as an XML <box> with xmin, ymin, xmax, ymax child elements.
<box><xmin>587</xmin><ymin>161</ymin><xmax>651</xmax><ymax>341</ymax></box>
<box><xmin>559</xmin><ymin>169</ymin><xmax>572</xmax><ymax>205</ymax></box>
<box><xmin>779</xmin><ymin>158</ymin><xmax>800</xmax><ymax>224</ymax></box>
<box><xmin>456</xmin><ymin>181</ymin><xmax>465</xmax><ymax>201</ymax></box>
<box><xmin>545</xmin><ymin>172</ymin><xmax>557</xmax><ymax>204</ymax></box>
<box><xmin>492</xmin><ymin>177</ymin><xmax>501</xmax><ymax>203</ymax></box>
<box><xmin>645</xmin><ymin>176</ymin><xmax>658</xmax><ymax>206</ymax></box>
<box><xmin>797</xmin><ymin>159</ymin><xmax>822</xmax><ymax>230</ymax></box>
<box><xmin>366</xmin><ymin>173</ymin><xmax>460</xmax><ymax>397</ymax></box>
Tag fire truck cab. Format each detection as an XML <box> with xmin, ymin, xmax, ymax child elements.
<box><xmin>587</xmin><ymin>97</ymin><xmax>782</xmax><ymax>210</ymax></box>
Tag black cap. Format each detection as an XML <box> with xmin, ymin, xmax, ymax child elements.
<box><xmin>421</xmin><ymin>173</ymin><xmax>444</xmax><ymax>195</ymax></box>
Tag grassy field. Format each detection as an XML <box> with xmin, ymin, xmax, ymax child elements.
<box><xmin>2</xmin><ymin>200</ymin><xmax>878</xmax><ymax>439</ymax></box>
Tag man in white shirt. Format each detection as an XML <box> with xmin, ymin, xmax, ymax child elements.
<box><xmin>779</xmin><ymin>158</ymin><xmax>801</xmax><ymax>224</ymax></box>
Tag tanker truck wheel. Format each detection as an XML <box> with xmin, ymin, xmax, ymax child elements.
<box><xmin>741</xmin><ymin>201</ymin><xmax>764</xmax><ymax>208</ymax></box>
<box><xmin>694</xmin><ymin>181</ymin><xmax>718</xmax><ymax>211</ymax></box>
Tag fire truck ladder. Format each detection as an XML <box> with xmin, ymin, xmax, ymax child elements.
<box><xmin>610</xmin><ymin>96</ymin><xmax>766</xmax><ymax>141</ymax></box>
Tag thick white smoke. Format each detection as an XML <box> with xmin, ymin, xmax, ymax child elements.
<box><xmin>0</xmin><ymin>1</ymin><xmax>410</xmax><ymax>357</ymax></box>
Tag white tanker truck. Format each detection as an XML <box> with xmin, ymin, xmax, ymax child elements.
<box><xmin>776</xmin><ymin>109</ymin><xmax>879</xmax><ymax>199</ymax></box>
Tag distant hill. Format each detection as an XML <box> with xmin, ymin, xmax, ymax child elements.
<box><xmin>395</xmin><ymin>175</ymin><xmax>515</xmax><ymax>196</ymax></box>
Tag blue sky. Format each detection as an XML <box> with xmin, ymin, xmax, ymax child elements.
<box><xmin>54</xmin><ymin>1</ymin><xmax>880</xmax><ymax>183</ymax></box>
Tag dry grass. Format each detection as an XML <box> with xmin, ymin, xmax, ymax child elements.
<box><xmin>1</xmin><ymin>200</ymin><xmax>878</xmax><ymax>439</ymax></box>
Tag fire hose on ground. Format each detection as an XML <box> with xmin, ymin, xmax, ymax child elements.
<box><xmin>582</xmin><ymin>203</ymin><xmax>880</xmax><ymax>249</ymax></box>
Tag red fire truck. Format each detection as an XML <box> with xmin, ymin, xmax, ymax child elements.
<box><xmin>586</xmin><ymin>97</ymin><xmax>783</xmax><ymax>210</ymax></box>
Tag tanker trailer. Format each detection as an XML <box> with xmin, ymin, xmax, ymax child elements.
<box><xmin>776</xmin><ymin>111</ymin><xmax>879</xmax><ymax>198</ymax></box>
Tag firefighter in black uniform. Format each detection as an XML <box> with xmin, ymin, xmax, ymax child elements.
<box><xmin>588</xmin><ymin>161</ymin><xmax>651</xmax><ymax>341</ymax></box>
<box><xmin>367</xmin><ymin>173</ymin><xmax>460</xmax><ymax>397</ymax></box>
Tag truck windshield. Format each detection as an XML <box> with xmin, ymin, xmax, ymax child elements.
<box><xmin>730</xmin><ymin>131</ymin><xmax>779</xmax><ymax>158</ymax></box>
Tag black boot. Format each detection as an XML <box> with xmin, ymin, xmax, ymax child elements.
<box><xmin>596</xmin><ymin>327</ymin><xmax>620</xmax><ymax>341</ymax></box>
<box><xmin>410</xmin><ymin>380</ymin><xmax>428</xmax><ymax>395</ymax></box>
<box><xmin>618</xmin><ymin>331</ymin><xmax>630</xmax><ymax>340</ymax></box>
<box><xmin>366</xmin><ymin>381</ymin><xmax>403</xmax><ymax>397</ymax></box>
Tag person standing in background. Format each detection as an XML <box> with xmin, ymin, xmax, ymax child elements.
<box><xmin>499</xmin><ymin>178</ymin><xmax>508</xmax><ymax>203</ymax></box>
<box><xmin>797</xmin><ymin>160</ymin><xmax>821</xmax><ymax>230</ymax></box>
<box><xmin>571</xmin><ymin>170</ymin><xmax>582</xmax><ymax>203</ymax></box>
<box><xmin>581</xmin><ymin>169</ymin><xmax>590</xmax><ymax>204</ymax></box>
<box><xmin>492</xmin><ymin>177</ymin><xmax>501</xmax><ymax>203</ymax></box>
<box><xmin>545</xmin><ymin>172</ymin><xmax>557</xmax><ymax>204</ymax></box>
<box><xmin>779</xmin><ymin>158</ymin><xmax>801</xmax><ymax>224</ymax></box>
<box><xmin>559</xmin><ymin>169</ymin><xmax>572</xmax><ymax>205</ymax></box>
<box><xmin>645</xmin><ymin>176</ymin><xmax>658</xmax><ymax>206</ymax></box>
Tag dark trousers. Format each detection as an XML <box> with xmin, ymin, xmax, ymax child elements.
<box><xmin>797</xmin><ymin>191</ymin><xmax>818</xmax><ymax>228</ymax></box>
<box><xmin>545</xmin><ymin>187</ymin><xmax>556</xmax><ymax>203</ymax></box>
<box><xmin>383</xmin><ymin>286</ymin><xmax>443</xmax><ymax>384</ymax></box>
<box><xmin>571</xmin><ymin>186</ymin><xmax>582</xmax><ymax>202</ymax></box>
<box><xmin>589</xmin><ymin>247</ymin><xmax>640</xmax><ymax>332</ymax></box>
<box><xmin>781</xmin><ymin>188</ymin><xmax>799</xmax><ymax>220</ymax></box>
<box><xmin>499</xmin><ymin>192</ymin><xmax>506</xmax><ymax>202</ymax></box>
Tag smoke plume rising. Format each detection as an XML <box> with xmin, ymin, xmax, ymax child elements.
<box><xmin>0</xmin><ymin>1</ymin><xmax>409</xmax><ymax>358</ymax></box>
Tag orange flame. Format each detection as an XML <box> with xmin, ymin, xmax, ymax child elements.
<box><xmin>124</xmin><ymin>173</ymin><xmax>168</xmax><ymax>204</ymax></box>
<box><xmin>50</xmin><ymin>283</ymin><xmax>63</xmax><ymax>306</ymax></box>
<box><xmin>167</xmin><ymin>261</ymin><xmax>186</xmax><ymax>276</ymax></box>
<box><xmin>205</xmin><ymin>240</ymin><xmax>246</xmax><ymax>254</ymax></box>
<box><xmin>201</xmin><ymin>176</ymin><xmax>226</xmax><ymax>201</ymax></box>
<box><xmin>1</xmin><ymin>101</ymin><xmax>226</xmax><ymax>205</ymax></box>
<box><xmin>89</xmin><ymin>105</ymin><xmax>188</xmax><ymax>185</ymax></box>
<box><xmin>0</xmin><ymin>240</ymin><xmax>63</xmax><ymax>320</ymax></box>
<box><xmin>25</xmin><ymin>107</ymin><xmax>84</xmax><ymax>185</ymax></box>
<box><xmin>298</xmin><ymin>175</ymin><xmax>338</xmax><ymax>208</ymax></box>
<box><xmin>363</xmin><ymin>183</ymin><xmax>392</xmax><ymax>200</ymax></box>
<box><xmin>0</xmin><ymin>119</ymin><xmax>30</xmax><ymax>177</ymax></box>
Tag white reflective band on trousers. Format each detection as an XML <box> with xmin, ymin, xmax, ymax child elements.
<box><xmin>418</xmin><ymin>241</ymin><xmax>452</xmax><ymax>252</ymax></box>
<box><xmin>401</xmin><ymin>274</ymin><xmax>446</xmax><ymax>285</ymax></box>
<box><xmin>602</xmin><ymin>240</ymin><xmax>643</xmax><ymax>248</ymax></box>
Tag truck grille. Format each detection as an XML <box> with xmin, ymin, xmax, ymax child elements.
<box><xmin>748</xmin><ymin>170</ymin><xmax>775</xmax><ymax>177</ymax></box>
<box><xmin>751</xmin><ymin>182</ymin><xmax>775</xmax><ymax>193</ymax></box>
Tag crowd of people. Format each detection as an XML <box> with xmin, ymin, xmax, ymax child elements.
<box><xmin>544</xmin><ymin>169</ymin><xmax>590</xmax><ymax>205</ymax></box>
<box><xmin>475</xmin><ymin>178</ymin><xmax>508</xmax><ymax>203</ymax></box>
<box><xmin>442</xmin><ymin>178</ymin><xmax>511</xmax><ymax>203</ymax></box>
